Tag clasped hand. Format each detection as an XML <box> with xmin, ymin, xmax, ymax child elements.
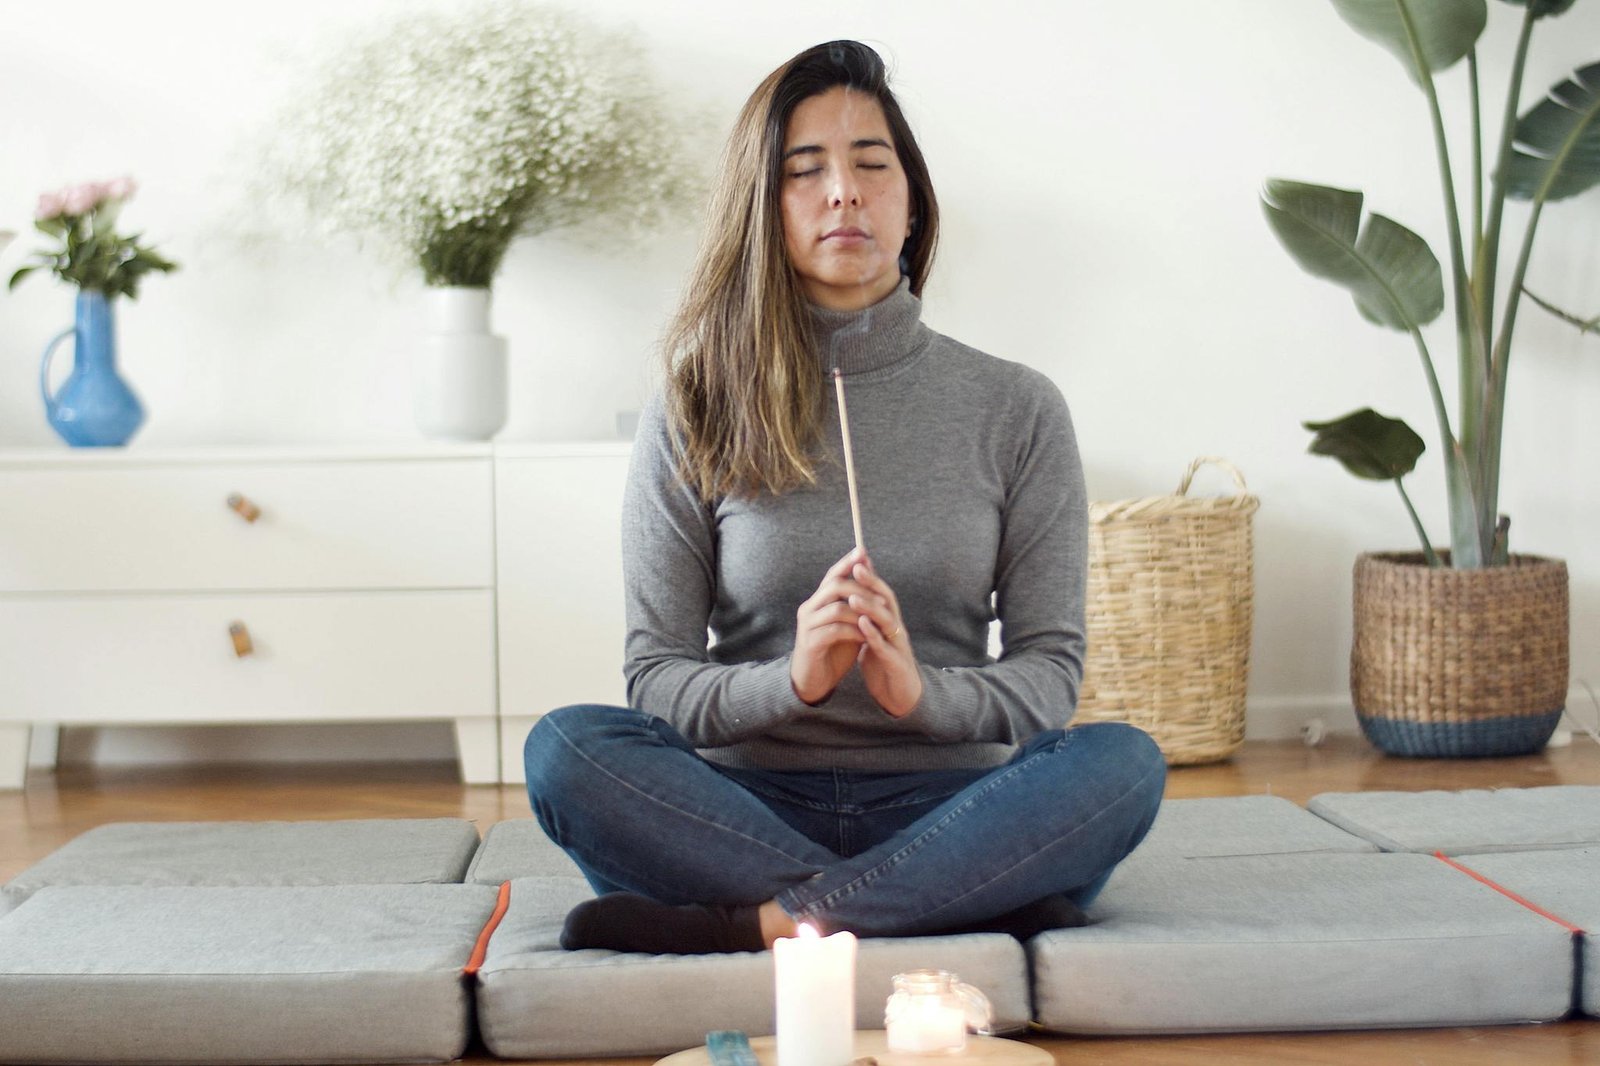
<box><xmin>790</xmin><ymin>546</ymin><xmax>923</xmax><ymax>717</ymax></box>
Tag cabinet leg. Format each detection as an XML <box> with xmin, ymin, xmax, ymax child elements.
<box><xmin>452</xmin><ymin>718</ymin><xmax>501</xmax><ymax>785</ymax></box>
<box><xmin>28</xmin><ymin>724</ymin><xmax>60</xmax><ymax>770</ymax></box>
<box><xmin>497</xmin><ymin>715</ymin><xmax>542</xmax><ymax>786</ymax></box>
<box><xmin>0</xmin><ymin>724</ymin><xmax>31</xmax><ymax>790</ymax></box>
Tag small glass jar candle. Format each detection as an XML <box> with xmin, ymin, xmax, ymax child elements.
<box><xmin>884</xmin><ymin>969</ymin><xmax>993</xmax><ymax>1055</ymax></box>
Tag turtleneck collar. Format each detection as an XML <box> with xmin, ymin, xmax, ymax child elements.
<box><xmin>805</xmin><ymin>275</ymin><xmax>926</xmax><ymax>378</ymax></box>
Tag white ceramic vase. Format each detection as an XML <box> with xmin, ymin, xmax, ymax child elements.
<box><xmin>412</xmin><ymin>286</ymin><xmax>508</xmax><ymax>441</ymax></box>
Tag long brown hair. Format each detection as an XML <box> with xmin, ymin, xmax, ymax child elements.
<box><xmin>660</xmin><ymin>40</ymin><xmax>940</xmax><ymax>503</ymax></box>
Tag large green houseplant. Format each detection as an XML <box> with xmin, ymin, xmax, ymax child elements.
<box><xmin>1261</xmin><ymin>0</ymin><xmax>1596</xmax><ymax>756</ymax></box>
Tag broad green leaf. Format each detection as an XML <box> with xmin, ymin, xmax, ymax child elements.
<box><xmin>1495</xmin><ymin>0</ymin><xmax>1577</xmax><ymax>17</ymax></box>
<box><xmin>1500</xmin><ymin>60</ymin><xmax>1600</xmax><ymax>201</ymax></box>
<box><xmin>1329</xmin><ymin>0</ymin><xmax>1487</xmax><ymax>86</ymax></box>
<box><xmin>1351</xmin><ymin>214</ymin><xmax>1447</xmax><ymax>327</ymax></box>
<box><xmin>1304</xmin><ymin>408</ymin><xmax>1427</xmax><ymax>480</ymax></box>
<box><xmin>1262</xmin><ymin>179</ymin><xmax>1445</xmax><ymax>331</ymax></box>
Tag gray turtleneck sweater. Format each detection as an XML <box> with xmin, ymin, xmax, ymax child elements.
<box><xmin>621</xmin><ymin>276</ymin><xmax>1088</xmax><ymax>771</ymax></box>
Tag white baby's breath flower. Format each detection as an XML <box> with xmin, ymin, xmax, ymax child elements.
<box><xmin>258</xmin><ymin>0</ymin><xmax>701</xmax><ymax>287</ymax></box>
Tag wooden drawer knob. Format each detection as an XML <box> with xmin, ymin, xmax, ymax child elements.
<box><xmin>228</xmin><ymin>622</ymin><xmax>254</xmax><ymax>658</ymax></box>
<box><xmin>226</xmin><ymin>493</ymin><xmax>261</xmax><ymax>523</ymax></box>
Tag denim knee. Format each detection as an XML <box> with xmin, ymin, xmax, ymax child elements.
<box><xmin>525</xmin><ymin>704</ymin><xmax>629</xmax><ymax>795</ymax></box>
<box><xmin>1068</xmin><ymin>721</ymin><xmax>1167</xmax><ymax>805</ymax></box>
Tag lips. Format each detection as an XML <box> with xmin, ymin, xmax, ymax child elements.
<box><xmin>823</xmin><ymin>227</ymin><xmax>868</xmax><ymax>240</ymax></box>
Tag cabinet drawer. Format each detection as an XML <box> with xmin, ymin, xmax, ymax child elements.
<box><xmin>0</xmin><ymin>591</ymin><xmax>494</xmax><ymax>723</ymax></box>
<box><xmin>0</xmin><ymin>459</ymin><xmax>492</xmax><ymax>593</ymax></box>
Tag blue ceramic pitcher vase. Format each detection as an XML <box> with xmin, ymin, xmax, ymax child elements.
<box><xmin>39</xmin><ymin>290</ymin><xmax>146</xmax><ymax>446</ymax></box>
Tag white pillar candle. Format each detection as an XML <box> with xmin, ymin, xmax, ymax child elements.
<box><xmin>886</xmin><ymin>998</ymin><xmax>968</xmax><ymax>1054</ymax></box>
<box><xmin>773</xmin><ymin>923</ymin><xmax>857</xmax><ymax>1066</ymax></box>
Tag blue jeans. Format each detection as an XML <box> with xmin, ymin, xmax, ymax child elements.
<box><xmin>524</xmin><ymin>705</ymin><xmax>1165</xmax><ymax>936</ymax></box>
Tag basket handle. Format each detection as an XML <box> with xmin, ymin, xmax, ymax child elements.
<box><xmin>1176</xmin><ymin>456</ymin><xmax>1249</xmax><ymax>498</ymax></box>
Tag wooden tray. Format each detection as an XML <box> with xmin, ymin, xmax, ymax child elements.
<box><xmin>656</xmin><ymin>1031</ymin><xmax>1052</xmax><ymax>1066</ymax></box>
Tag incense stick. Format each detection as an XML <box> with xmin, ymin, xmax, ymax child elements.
<box><xmin>831</xmin><ymin>368</ymin><xmax>866</xmax><ymax>553</ymax></box>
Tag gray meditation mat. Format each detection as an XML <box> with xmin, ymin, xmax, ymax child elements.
<box><xmin>1029</xmin><ymin>852</ymin><xmax>1574</xmax><ymax>1035</ymax></box>
<box><xmin>1445</xmin><ymin>847</ymin><xmax>1597</xmax><ymax>1017</ymax></box>
<box><xmin>473</xmin><ymin>876</ymin><xmax>1032</xmax><ymax>1058</ymax></box>
<box><xmin>1127</xmin><ymin>795</ymin><xmax>1379</xmax><ymax>864</ymax></box>
<box><xmin>1</xmin><ymin>818</ymin><xmax>482</xmax><ymax>913</ymax></box>
<box><xmin>0</xmin><ymin>883</ymin><xmax>499</xmax><ymax>1064</ymax></box>
<box><xmin>1307</xmin><ymin>786</ymin><xmax>1600</xmax><ymax>855</ymax></box>
<box><xmin>465</xmin><ymin>817</ymin><xmax>586</xmax><ymax>883</ymax></box>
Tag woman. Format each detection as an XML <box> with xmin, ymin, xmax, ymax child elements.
<box><xmin>524</xmin><ymin>40</ymin><xmax>1165</xmax><ymax>955</ymax></box>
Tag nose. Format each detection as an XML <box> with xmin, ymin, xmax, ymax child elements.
<box><xmin>828</xmin><ymin>165</ymin><xmax>861</xmax><ymax>208</ymax></box>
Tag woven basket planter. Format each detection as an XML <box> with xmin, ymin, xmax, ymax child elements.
<box><xmin>1074</xmin><ymin>457</ymin><xmax>1260</xmax><ymax>765</ymax></box>
<box><xmin>1352</xmin><ymin>550</ymin><xmax>1569</xmax><ymax>757</ymax></box>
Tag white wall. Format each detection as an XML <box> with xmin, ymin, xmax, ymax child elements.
<box><xmin>3</xmin><ymin>0</ymin><xmax>1598</xmax><ymax>765</ymax></box>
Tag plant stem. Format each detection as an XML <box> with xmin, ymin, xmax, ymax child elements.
<box><xmin>1395</xmin><ymin>477</ymin><xmax>1443</xmax><ymax>568</ymax></box>
<box><xmin>1468</xmin><ymin>50</ymin><xmax>1484</xmax><ymax>259</ymax></box>
<box><xmin>1489</xmin><ymin>34</ymin><xmax>1600</xmax><ymax>572</ymax></box>
<box><xmin>1406</xmin><ymin>325</ymin><xmax>1461</xmax><ymax>515</ymax></box>
<box><xmin>1395</xmin><ymin>0</ymin><xmax>1478</xmax><ymax>555</ymax></box>
<box><xmin>1479</xmin><ymin>5</ymin><xmax>1538</xmax><ymax>351</ymax></box>
<box><xmin>1469</xmin><ymin>6</ymin><xmax>1538</xmax><ymax>567</ymax></box>
<box><xmin>1523</xmin><ymin>287</ymin><xmax>1600</xmax><ymax>335</ymax></box>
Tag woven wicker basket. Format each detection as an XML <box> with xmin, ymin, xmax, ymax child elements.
<box><xmin>1074</xmin><ymin>457</ymin><xmax>1260</xmax><ymax>765</ymax></box>
<box><xmin>1352</xmin><ymin>550</ymin><xmax>1569</xmax><ymax>757</ymax></box>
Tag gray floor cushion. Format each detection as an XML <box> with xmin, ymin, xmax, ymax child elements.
<box><xmin>474</xmin><ymin>876</ymin><xmax>1031</xmax><ymax>1058</ymax></box>
<box><xmin>1029</xmin><ymin>852</ymin><xmax>1574</xmax><ymax>1035</ymax></box>
<box><xmin>2</xmin><ymin>819</ymin><xmax>481</xmax><ymax>912</ymax></box>
<box><xmin>1443</xmin><ymin>847</ymin><xmax>1597</xmax><ymax>1017</ymax></box>
<box><xmin>465</xmin><ymin>818</ymin><xmax>586</xmax><ymax>883</ymax></box>
<box><xmin>0</xmin><ymin>883</ymin><xmax>499</xmax><ymax>1064</ymax></box>
<box><xmin>1128</xmin><ymin>796</ymin><xmax>1379</xmax><ymax>864</ymax></box>
<box><xmin>1307</xmin><ymin>786</ymin><xmax>1600</xmax><ymax>855</ymax></box>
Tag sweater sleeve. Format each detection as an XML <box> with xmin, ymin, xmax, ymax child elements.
<box><xmin>620</xmin><ymin>394</ymin><xmax>813</xmax><ymax>747</ymax></box>
<box><xmin>908</xmin><ymin>374</ymin><xmax>1088</xmax><ymax>742</ymax></box>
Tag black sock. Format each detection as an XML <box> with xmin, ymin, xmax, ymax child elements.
<box><xmin>559</xmin><ymin>892</ymin><xmax>767</xmax><ymax>954</ymax></box>
<box><xmin>934</xmin><ymin>894</ymin><xmax>1089</xmax><ymax>940</ymax></box>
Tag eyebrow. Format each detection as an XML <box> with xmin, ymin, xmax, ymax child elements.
<box><xmin>782</xmin><ymin>137</ymin><xmax>894</xmax><ymax>161</ymax></box>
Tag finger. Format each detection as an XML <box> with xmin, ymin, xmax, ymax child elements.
<box><xmin>808</xmin><ymin>621</ymin><xmax>867</xmax><ymax>648</ymax></box>
<box><xmin>851</xmin><ymin>560</ymin><xmax>902</xmax><ymax>601</ymax></box>
<box><xmin>806</xmin><ymin>574</ymin><xmax>873</xmax><ymax>613</ymax></box>
<box><xmin>826</xmin><ymin>546</ymin><xmax>868</xmax><ymax>581</ymax></box>
<box><xmin>847</xmin><ymin>592</ymin><xmax>894</xmax><ymax>632</ymax></box>
<box><xmin>852</xmin><ymin>563</ymin><xmax>899</xmax><ymax>611</ymax></box>
<box><xmin>858</xmin><ymin>613</ymin><xmax>898</xmax><ymax>649</ymax></box>
<box><xmin>803</xmin><ymin>551</ymin><xmax>870</xmax><ymax>612</ymax></box>
<box><xmin>805</xmin><ymin>600</ymin><xmax>864</xmax><ymax>629</ymax></box>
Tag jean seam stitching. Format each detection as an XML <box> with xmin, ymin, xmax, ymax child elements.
<box><xmin>788</xmin><ymin>755</ymin><xmax>1037</xmax><ymax>917</ymax></box>
<box><xmin>912</xmin><ymin>759</ymin><xmax>1166</xmax><ymax>927</ymax></box>
<box><xmin>542</xmin><ymin>714</ymin><xmax>829</xmax><ymax>872</ymax></box>
<box><xmin>793</xmin><ymin>737</ymin><xmax>1161</xmax><ymax>924</ymax></box>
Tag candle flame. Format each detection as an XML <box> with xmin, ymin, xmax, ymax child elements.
<box><xmin>797</xmin><ymin>922</ymin><xmax>820</xmax><ymax>939</ymax></box>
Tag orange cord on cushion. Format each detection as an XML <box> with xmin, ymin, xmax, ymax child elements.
<box><xmin>1432</xmin><ymin>851</ymin><xmax>1585</xmax><ymax>935</ymax></box>
<box><xmin>464</xmin><ymin>881</ymin><xmax>512</xmax><ymax>977</ymax></box>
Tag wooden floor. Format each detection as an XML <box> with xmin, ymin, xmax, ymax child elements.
<box><xmin>3</xmin><ymin>734</ymin><xmax>1597</xmax><ymax>1065</ymax></box>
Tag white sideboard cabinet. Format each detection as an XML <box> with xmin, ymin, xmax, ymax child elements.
<box><xmin>493</xmin><ymin>443</ymin><xmax>631</xmax><ymax>783</ymax></box>
<box><xmin>0</xmin><ymin>442</ymin><xmax>633</xmax><ymax>788</ymax></box>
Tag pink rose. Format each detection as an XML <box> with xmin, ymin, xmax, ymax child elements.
<box><xmin>35</xmin><ymin>190</ymin><xmax>67</xmax><ymax>220</ymax></box>
<box><xmin>103</xmin><ymin>175</ymin><xmax>138</xmax><ymax>201</ymax></box>
<box><xmin>62</xmin><ymin>183</ymin><xmax>102</xmax><ymax>216</ymax></box>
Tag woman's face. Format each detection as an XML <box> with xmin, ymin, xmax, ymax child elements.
<box><xmin>780</xmin><ymin>86</ymin><xmax>911</xmax><ymax>312</ymax></box>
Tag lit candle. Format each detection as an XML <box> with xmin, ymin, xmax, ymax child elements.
<box><xmin>773</xmin><ymin>923</ymin><xmax>857</xmax><ymax>1066</ymax></box>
